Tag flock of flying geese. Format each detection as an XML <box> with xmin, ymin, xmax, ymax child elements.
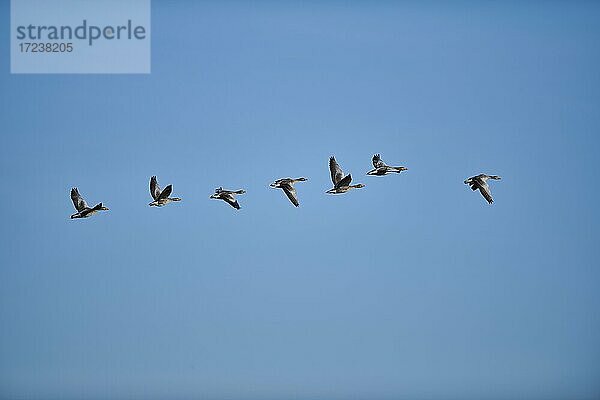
<box><xmin>69</xmin><ymin>154</ymin><xmax>502</xmax><ymax>219</ymax></box>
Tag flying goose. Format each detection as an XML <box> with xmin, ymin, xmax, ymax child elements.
<box><xmin>326</xmin><ymin>156</ymin><xmax>365</xmax><ymax>194</ymax></box>
<box><xmin>270</xmin><ymin>177</ymin><xmax>308</xmax><ymax>207</ymax></box>
<box><xmin>70</xmin><ymin>187</ymin><xmax>109</xmax><ymax>219</ymax></box>
<box><xmin>210</xmin><ymin>187</ymin><xmax>246</xmax><ymax>209</ymax></box>
<box><xmin>367</xmin><ymin>154</ymin><xmax>408</xmax><ymax>176</ymax></box>
<box><xmin>149</xmin><ymin>176</ymin><xmax>181</xmax><ymax>207</ymax></box>
<box><xmin>464</xmin><ymin>174</ymin><xmax>501</xmax><ymax>204</ymax></box>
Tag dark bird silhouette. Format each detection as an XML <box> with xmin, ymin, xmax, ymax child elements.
<box><xmin>367</xmin><ymin>154</ymin><xmax>408</xmax><ymax>176</ymax></box>
<box><xmin>270</xmin><ymin>177</ymin><xmax>308</xmax><ymax>207</ymax></box>
<box><xmin>210</xmin><ymin>187</ymin><xmax>246</xmax><ymax>210</ymax></box>
<box><xmin>327</xmin><ymin>156</ymin><xmax>365</xmax><ymax>194</ymax></box>
<box><xmin>70</xmin><ymin>188</ymin><xmax>109</xmax><ymax>219</ymax></box>
<box><xmin>464</xmin><ymin>174</ymin><xmax>502</xmax><ymax>204</ymax></box>
<box><xmin>149</xmin><ymin>176</ymin><xmax>182</xmax><ymax>207</ymax></box>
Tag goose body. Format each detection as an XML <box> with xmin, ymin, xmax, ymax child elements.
<box><xmin>210</xmin><ymin>187</ymin><xmax>245</xmax><ymax>209</ymax></box>
<box><xmin>327</xmin><ymin>156</ymin><xmax>365</xmax><ymax>194</ymax></box>
<box><xmin>70</xmin><ymin>187</ymin><xmax>109</xmax><ymax>219</ymax></box>
<box><xmin>270</xmin><ymin>177</ymin><xmax>307</xmax><ymax>207</ymax></box>
<box><xmin>149</xmin><ymin>176</ymin><xmax>182</xmax><ymax>207</ymax></box>
<box><xmin>367</xmin><ymin>154</ymin><xmax>408</xmax><ymax>176</ymax></box>
<box><xmin>464</xmin><ymin>174</ymin><xmax>501</xmax><ymax>204</ymax></box>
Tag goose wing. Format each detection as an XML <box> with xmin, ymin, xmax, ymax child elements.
<box><xmin>150</xmin><ymin>176</ymin><xmax>162</xmax><ymax>200</ymax></box>
<box><xmin>281</xmin><ymin>182</ymin><xmax>299</xmax><ymax>207</ymax></box>
<box><xmin>222</xmin><ymin>193</ymin><xmax>241</xmax><ymax>209</ymax></box>
<box><xmin>216</xmin><ymin>188</ymin><xmax>235</xmax><ymax>195</ymax></box>
<box><xmin>467</xmin><ymin>179</ymin><xmax>479</xmax><ymax>191</ymax></box>
<box><xmin>329</xmin><ymin>157</ymin><xmax>344</xmax><ymax>186</ymax></box>
<box><xmin>336</xmin><ymin>174</ymin><xmax>353</xmax><ymax>188</ymax></box>
<box><xmin>372</xmin><ymin>154</ymin><xmax>385</xmax><ymax>168</ymax></box>
<box><xmin>465</xmin><ymin>175</ymin><xmax>479</xmax><ymax>190</ymax></box>
<box><xmin>478</xmin><ymin>181</ymin><xmax>494</xmax><ymax>204</ymax></box>
<box><xmin>157</xmin><ymin>184</ymin><xmax>173</xmax><ymax>201</ymax></box>
<box><xmin>70</xmin><ymin>188</ymin><xmax>88</xmax><ymax>211</ymax></box>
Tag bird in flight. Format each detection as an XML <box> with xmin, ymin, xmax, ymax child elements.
<box><xmin>464</xmin><ymin>174</ymin><xmax>501</xmax><ymax>204</ymax></box>
<box><xmin>210</xmin><ymin>187</ymin><xmax>246</xmax><ymax>210</ymax></box>
<box><xmin>270</xmin><ymin>177</ymin><xmax>308</xmax><ymax>207</ymax></box>
<box><xmin>367</xmin><ymin>154</ymin><xmax>408</xmax><ymax>176</ymax></box>
<box><xmin>149</xmin><ymin>176</ymin><xmax>182</xmax><ymax>207</ymax></box>
<box><xmin>70</xmin><ymin>187</ymin><xmax>109</xmax><ymax>219</ymax></box>
<box><xmin>327</xmin><ymin>156</ymin><xmax>365</xmax><ymax>194</ymax></box>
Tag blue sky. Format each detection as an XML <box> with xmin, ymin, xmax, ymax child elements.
<box><xmin>1</xmin><ymin>1</ymin><xmax>599</xmax><ymax>399</ymax></box>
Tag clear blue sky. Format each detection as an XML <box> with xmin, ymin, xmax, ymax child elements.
<box><xmin>1</xmin><ymin>1</ymin><xmax>599</xmax><ymax>399</ymax></box>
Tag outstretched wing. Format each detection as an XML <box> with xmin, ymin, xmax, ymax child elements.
<box><xmin>274</xmin><ymin>178</ymin><xmax>290</xmax><ymax>187</ymax></box>
<box><xmin>70</xmin><ymin>188</ymin><xmax>88</xmax><ymax>211</ymax></box>
<box><xmin>478</xmin><ymin>181</ymin><xmax>494</xmax><ymax>204</ymax></box>
<box><xmin>216</xmin><ymin>187</ymin><xmax>240</xmax><ymax>195</ymax></box>
<box><xmin>223</xmin><ymin>193</ymin><xmax>241</xmax><ymax>209</ymax></box>
<box><xmin>281</xmin><ymin>183</ymin><xmax>299</xmax><ymax>207</ymax></box>
<box><xmin>150</xmin><ymin>176</ymin><xmax>161</xmax><ymax>200</ymax></box>
<box><xmin>465</xmin><ymin>176</ymin><xmax>479</xmax><ymax>190</ymax></box>
<box><xmin>372</xmin><ymin>154</ymin><xmax>385</xmax><ymax>168</ymax></box>
<box><xmin>329</xmin><ymin>157</ymin><xmax>344</xmax><ymax>186</ymax></box>
<box><xmin>336</xmin><ymin>174</ymin><xmax>353</xmax><ymax>188</ymax></box>
<box><xmin>157</xmin><ymin>184</ymin><xmax>173</xmax><ymax>200</ymax></box>
<box><xmin>466</xmin><ymin>178</ymin><xmax>479</xmax><ymax>191</ymax></box>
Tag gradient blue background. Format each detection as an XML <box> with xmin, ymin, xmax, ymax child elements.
<box><xmin>1</xmin><ymin>1</ymin><xmax>599</xmax><ymax>399</ymax></box>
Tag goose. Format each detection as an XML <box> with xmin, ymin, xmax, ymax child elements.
<box><xmin>270</xmin><ymin>177</ymin><xmax>307</xmax><ymax>207</ymax></box>
<box><xmin>326</xmin><ymin>156</ymin><xmax>365</xmax><ymax>194</ymax></box>
<box><xmin>367</xmin><ymin>154</ymin><xmax>408</xmax><ymax>176</ymax></box>
<box><xmin>149</xmin><ymin>176</ymin><xmax>181</xmax><ymax>207</ymax></box>
<box><xmin>464</xmin><ymin>174</ymin><xmax>501</xmax><ymax>204</ymax></box>
<box><xmin>70</xmin><ymin>187</ymin><xmax>109</xmax><ymax>219</ymax></box>
<box><xmin>210</xmin><ymin>187</ymin><xmax>245</xmax><ymax>210</ymax></box>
